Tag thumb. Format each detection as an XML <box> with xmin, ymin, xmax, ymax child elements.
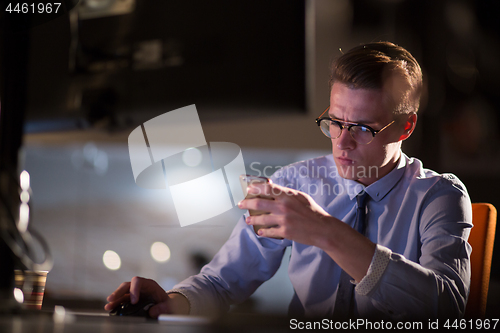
<box><xmin>149</xmin><ymin>302</ymin><xmax>171</xmax><ymax>318</ymax></box>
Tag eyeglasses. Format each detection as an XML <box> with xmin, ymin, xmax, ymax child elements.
<box><xmin>315</xmin><ymin>107</ymin><xmax>395</xmax><ymax>145</ymax></box>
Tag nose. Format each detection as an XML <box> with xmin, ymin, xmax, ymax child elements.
<box><xmin>335</xmin><ymin>127</ymin><xmax>356</xmax><ymax>150</ymax></box>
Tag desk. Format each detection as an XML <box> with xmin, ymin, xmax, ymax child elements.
<box><xmin>0</xmin><ymin>310</ymin><xmax>291</xmax><ymax>333</ymax></box>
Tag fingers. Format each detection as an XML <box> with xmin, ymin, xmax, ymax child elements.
<box><xmin>255</xmin><ymin>225</ymin><xmax>283</xmax><ymax>239</ymax></box>
<box><xmin>247</xmin><ymin>182</ymin><xmax>284</xmax><ymax>198</ymax></box>
<box><xmin>130</xmin><ymin>276</ymin><xmax>169</xmax><ymax>304</ymax></box>
<box><xmin>104</xmin><ymin>276</ymin><xmax>168</xmax><ymax>313</ymax></box>
<box><xmin>239</xmin><ymin>197</ymin><xmax>276</xmax><ymax>215</ymax></box>
<box><xmin>105</xmin><ymin>281</ymin><xmax>133</xmax><ymax>311</ymax></box>
<box><xmin>239</xmin><ymin>191</ymin><xmax>302</xmax><ymax>216</ymax></box>
<box><xmin>129</xmin><ymin>276</ymin><xmax>144</xmax><ymax>304</ymax></box>
<box><xmin>245</xmin><ymin>214</ymin><xmax>279</xmax><ymax>228</ymax></box>
<box><xmin>104</xmin><ymin>294</ymin><xmax>130</xmax><ymax>311</ymax></box>
<box><xmin>106</xmin><ymin>277</ymin><xmax>145</xmax><ymax>305</ymax></box>
<box><xmin>107</xmin><ymin>281</ymin><xmax>131</xmax><ymax>302</ymax></box>
<box><xmin>239</xmin><ymin>183</ymin><xmax>288</xmax><ymax>212</ymax></box>
<box><xmin>246</xmin><ymin>182</ymin><xmax>307</xmax><ymax>205</ymax></box>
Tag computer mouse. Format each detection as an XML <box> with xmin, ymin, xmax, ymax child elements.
<box><xmin>109</xmin><ymin>297</ymin><xmax>156</xmax><ymax>318</ymax></box>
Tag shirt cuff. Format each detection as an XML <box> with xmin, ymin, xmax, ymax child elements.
<box><xmin>166</xmin><ymin>289</ymin><xmax>194</xmax><ymax>315</ymax></box>
<box><xmin>355</xmin><ymin>244</ymin><xmax>391</xmax><ymax>296</ymax></box>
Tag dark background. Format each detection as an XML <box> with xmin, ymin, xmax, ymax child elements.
<box><xmin>25</xmin><ymin>0</ymin><xmax>306</xmax><ymax>129</ymax></box>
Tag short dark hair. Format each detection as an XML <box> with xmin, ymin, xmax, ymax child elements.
<box><xmin>330</xmin><ymin>41</ymin><xmax>423</xmax><ymax>114</ymax></box>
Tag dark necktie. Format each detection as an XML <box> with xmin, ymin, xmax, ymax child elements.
<box><xmin>333</xmin><ymin>192</ymin><xmax>369</xmax><ymax>318</ymax></box>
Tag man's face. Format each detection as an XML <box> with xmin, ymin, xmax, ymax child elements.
<box><xmin>329</xmin><ymin>82</ymin><xmax>404</xmax><ymax>186</ymax></box>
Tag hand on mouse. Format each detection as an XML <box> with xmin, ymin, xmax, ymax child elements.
<box><xmin>104</xmin><ymin>276</ymin><xmax>190</xmax><ymax>318</ymax></box>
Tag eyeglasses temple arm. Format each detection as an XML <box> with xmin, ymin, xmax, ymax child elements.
<box><xmin>317</xmin><ymin>106</ymin><xmax>330</xmax><ymax>119</ymax></box>
<box><xmin>376</xmin><ymin>120</ymin><xmax>395</xmax><ymax>134</ymax></box>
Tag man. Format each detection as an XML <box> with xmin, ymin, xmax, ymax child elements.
<box><xmin>105</xmin><ymin>42</ymin><xmax>472</xmax><ymax>320</ymax></box>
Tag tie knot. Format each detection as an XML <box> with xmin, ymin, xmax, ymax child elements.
<box><xmin>357</xmin><ymin>192</ymin><xmax>369</xmax><ymax>210</ymax></box>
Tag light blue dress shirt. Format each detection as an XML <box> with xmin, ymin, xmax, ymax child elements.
<box><xmin>171</xmin><ymin>153</ymin><xmax>472</xmax><ymax>320</ymax></box>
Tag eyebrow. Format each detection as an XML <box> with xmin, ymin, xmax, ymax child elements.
<box><xmin>327</xmin><ymin>113</ymin><xmax>377</xmax><ymax>126</ymax></box>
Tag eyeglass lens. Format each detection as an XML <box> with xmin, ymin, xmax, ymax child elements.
<box><xmin>319</xmin><ymin>119</ymin><xmax>374</xmax><ymax>144</ymax></box>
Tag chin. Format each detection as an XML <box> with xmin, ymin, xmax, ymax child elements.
<box><xmin>335</xmin><ymin>162</ymin><xmax>380</xmax><ymax>184</ymax></box>
<box><xmin>335</xmin><ymin>164</ymin><xmax>358</xmax><ymax>180</ymax></box>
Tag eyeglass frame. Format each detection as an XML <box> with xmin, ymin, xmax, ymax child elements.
<box><xmin>315</xmin><ymin>106</ymin><xmax>396</xmax><ymax>145</ymax></box>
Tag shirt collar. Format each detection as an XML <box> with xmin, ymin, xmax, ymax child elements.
<box><xmin>344</xmin><ymin>152</ymin><xmax>408</xmax><ymax>202</ymax></box>
<box><xmin>344</xmin><ymin>177</ymin><xmax>366</xmax><ymax>201</ymax></box>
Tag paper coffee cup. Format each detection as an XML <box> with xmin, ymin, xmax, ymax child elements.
<box><xmin>14</xmin><ymin>270</ymin><xmax>48</xmax><ymax>310</ymax></box>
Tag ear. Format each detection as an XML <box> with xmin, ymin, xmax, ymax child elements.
<box><xmin>398</xmin><ymin>113</ymin><xmax>417</xmax><ymax>141</ymax></box>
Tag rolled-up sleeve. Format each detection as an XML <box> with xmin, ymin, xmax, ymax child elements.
<box><xmin>359</xmin><ymin>175</ymin><xmax>472</xmax><ymax>319</ymax></box>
